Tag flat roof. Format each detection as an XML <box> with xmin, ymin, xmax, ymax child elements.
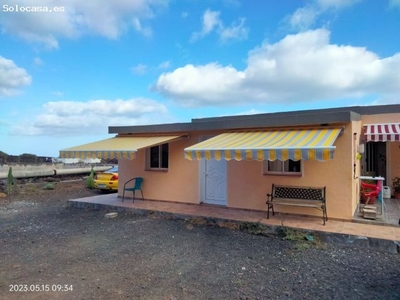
<box><xmin>109</xmin><ymin>104</ymin><xmax>400</xmax><ymax>134</ymax></box>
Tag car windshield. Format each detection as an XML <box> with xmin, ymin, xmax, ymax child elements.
<box><xmin>106</xmin><ymin>166</ymin><xmax>118</xmax><ymax>173</ymax></box>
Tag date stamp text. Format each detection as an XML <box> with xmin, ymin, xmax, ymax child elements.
<box><xmin>9</xmin><ymin>284</ymin><xmax>73</xmax><ymax>292</ymax></box>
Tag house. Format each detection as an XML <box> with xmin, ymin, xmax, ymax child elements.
<box><xmin>60</xmin><ymin>104</ymin><xmax>400</xmax><ymax>221</ymax></box>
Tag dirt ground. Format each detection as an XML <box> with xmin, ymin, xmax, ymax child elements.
<box><xmin>0</xmin><ymin>178</ymin><xmax>400</xmax><ymax>300</ymax></box>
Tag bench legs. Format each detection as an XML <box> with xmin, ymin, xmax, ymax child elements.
<box><xmin>266</xmin><ymin>201</ymin><xmax>328</xmax><ymax>226</ymax></box>
<box><xmin>266</xmin><ymin>201</ymin><xmax>275</xmax><ymax>219</ymax></box>
<box><xmin>322</xmin><ymin>204</ymin><xmax>328</xmax><ymax>225</ymax></box>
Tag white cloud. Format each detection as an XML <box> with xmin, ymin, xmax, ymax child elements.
<box><xmin>155</xmin><ymin>29</ymin><xmax>400</xmax><ymax>107</ymax></box>
<box><xmin>132</xmin><ymin>17</ymin><xmax>153</xmax><ymax>38</ymax></box>
<box><xmin>234</xmin><ymin>109</ymin><xmax>265</xmax><ymax>116</ymax></box>
<box><xmin>289</xmin><ymin>6</ymin><xmax>318</xmax><ymax>31</ymax></box>
<box><xmin>389</xmin><ymin>0</ymin><xmax>400</xmax><ymax>9</ymax></box>
<box><xmin>155</xmin><ymin>63</ymin><xmax>245</xmax><ymax>106</ymax></box>
<box><xmin>316</xmin><ymin>0</ymin><xmax>361</xmax><ymax>10</ymax></box>
<box><xmin>10</xmin><ymin>98</ymin><xmax>168</xmax><ymax>136</ymax></box>
<box><xmin>191</xmin><ymin>9</ymin><xmax>248</xmax><ymax>42</ymax></box>
<box><xmin>51</xmin><ymin>91</ymin><xmax>63</xmax><ymax>97</ymax></box>
<box><xmin>220</xmin><ymin>17</ymin><xmax>248</xmax><ymax>42</ymax></box>
<box><xmin>158</xmin><ymin>61</ymin><xmax>171</xmax><ymax>69</ymax></box>
<box><xmin>191</xmin><ymin>9</ymin><xmax>221</xmax><ymax>42</ymax></box>
<box><xmin>370</xmin><ymin>94</ymin><xmax>400</xmax><ymax>105</ymax></box>
<box><xmin>0</xmin><ymin>0</ymin><xmax>167</xmax><ymax>49</ymax></box>
<box><xmin>288</xmin><ymin>0</ymin><xmax>361</xmax><ymax>31</ymax></box>
<box><xmin>131</xmin><ymin>63</ymin><xmax>148</xmax><ymax>75</ymax></box>
<box><xmin>33</xmin><ymin>57</ymin><xmax>43</xmax><ymax>67</ymax></box>
<box><xmin>0</xmin><ymin>56</ymin><xmax>32</xmax><ymax>97</ymax></box>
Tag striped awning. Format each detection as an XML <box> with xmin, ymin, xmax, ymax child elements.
<box><xmin>184</xmin><ymin>128</ymin><xmax>342</xmax><ymax>161</ymax></box>
<box><xmin>363</xmin><ymin>123</ymin><xmax>400</xmax><ymax>142</ymax></box>
<box><xmin>60</xmin><ymin>135</ymin><xmax>182</xmax><ymax>160</ymax></box>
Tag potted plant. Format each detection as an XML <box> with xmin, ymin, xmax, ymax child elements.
<box><xmin>393</xmin><ymin>177</ymin><xmax>400</xmax><ymax>199</ymax></box>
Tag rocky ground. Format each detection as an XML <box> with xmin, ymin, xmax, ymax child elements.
<box><xmin>0</xmin><ymin>178</ymin><xmax>399</xmax><ymax>300</ymax></box>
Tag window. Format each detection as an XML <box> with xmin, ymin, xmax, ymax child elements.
<box><xmin>147</xmin><ymin>143</ymin><xmax>169</xmax><ymax>170</ymax></box>
<box><xmin>263</xmin><ymin>159</ymin><xmax>302</xmax><ymax>175</ymax></box>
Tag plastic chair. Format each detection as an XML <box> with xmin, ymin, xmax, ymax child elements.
<box><xmin>360</xmin><ymin>181</ymin><xmax>380</xmax><ymax>205</ymax></box>
<box><xmin>122</xmin><ymin>177</ymin><xmax>144</xmax><ymax>203</ymax></box>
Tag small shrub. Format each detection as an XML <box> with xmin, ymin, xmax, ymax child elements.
<box><xmin>278</xmin><ymin>221</ymin><xmax>326</xmax><ymax>250</ymax></box>
<box><xmin>217</xmin><ymin>221</ymin><xmax>240</xmax><ymax>230</ymax></box>
<box><xmin>188</xmin><ymin>217</ymin><xmax>207</xmax><ymax>226</ymax></box>
<box><xmin>240</xmin><ymin>222</ymin><xmax>268</xmax><ymax>235</ymax></box>
<box><xmin>86</xmin><ymin>166</ymin><xmax>95</xmax><ymax>189</ymax></box>
<box><xmin>279</xmin><ymin>225</ymin><xmax>307</xmax><ymax>242</ymax></box>
<box><xmin>6</xmin><ymin>167</ymin><xmax>15</xmax><ymax>195</ymax></box>
<box><xmin>43</xmin><ymin>183</ymin><xmax>55</xmax><ymax>190</ymax></box>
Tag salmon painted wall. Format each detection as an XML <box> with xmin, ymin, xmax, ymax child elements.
<box><xmin>352</xmin><ymin>120</ymin><xmax>363</xmax><ymax>216</ymax></box>
<box><xmin>389</xmin><ymin>142</ymin><xmax>400</xmax><ymax>191</ymax></box>
<box><xmin>118</xmin><ymin>134</ymin><xmax>200</xmax><ymax>203</ymax></box>
<box><xmin>227</xmin><ymin>123</ymin><xmax>357</xmax><ymax>219</ymax></box>
<box><xmin>361</xmin><ymin>113</ymin><xmax>399</xmax><ymax>124</ymax></box>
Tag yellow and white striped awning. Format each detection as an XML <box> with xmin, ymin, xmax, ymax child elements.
<box><xmin>184</xmin><ymin>128</ymin><xmax>342</xmax><ymax>161</ymax></box>
<box><xmin>60</xmin><ymin>135</ymin><xmax>182</xmax><ymax>160</ymax></box>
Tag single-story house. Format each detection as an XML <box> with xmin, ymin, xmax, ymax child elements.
<box><xmin>60</xmin><ymin>104</ymin><xmax>400</xmax><ymax>221</ymax></box>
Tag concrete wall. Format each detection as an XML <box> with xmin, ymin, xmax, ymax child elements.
<box><xmin>0</xmin><ymin>164</ymin><xmax>111</xmax><ymax>179</ymax></box>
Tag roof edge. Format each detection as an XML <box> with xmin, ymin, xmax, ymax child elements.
<box><xmin>108</xmin><ymin>104</ymin><xmax>400</xmax><ymax>135</ymax></box>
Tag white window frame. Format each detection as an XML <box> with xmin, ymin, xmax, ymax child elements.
<box><xmin>146</xmin><ymin>143</ymin><xmax>169</xmax><ymax>171</ymax></box>
<box><xmin>263</xmin><ymin>159</ymin><xmax>302</xmax><ymax>176</ymax></box>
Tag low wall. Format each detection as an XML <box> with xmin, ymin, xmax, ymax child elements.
<box><xmin>0</xmin><ymin>164</ymin><xmax>112</xmax><ymax>179</ymax></box>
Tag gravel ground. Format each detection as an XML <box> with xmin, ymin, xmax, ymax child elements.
<box><xmin>0</xmin><ymin>179</ymin><xmax>399</xmax><ymax>300</ymax></box>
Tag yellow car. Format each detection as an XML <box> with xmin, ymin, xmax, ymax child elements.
<box><xmin>94</xmin><ymin>166</ymin><xmax>118</xmax><ymax>192</ymax></box>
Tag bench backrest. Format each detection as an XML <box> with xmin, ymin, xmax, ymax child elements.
<box><xmin>273</xmin><ymin>185</ymin><xmax>325</xmax><ymax>201</ymax></box>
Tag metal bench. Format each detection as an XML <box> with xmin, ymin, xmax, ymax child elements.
<box><xmin>266</xmin><ymin>184</ymin><xmax>327</xmax><ymax>225</ymax></box>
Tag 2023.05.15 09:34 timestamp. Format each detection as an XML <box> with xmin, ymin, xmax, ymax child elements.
<box><xmin>9</xmin><ymin>284</ymin><xmax>73</xmax><ymax>292</ymax></box>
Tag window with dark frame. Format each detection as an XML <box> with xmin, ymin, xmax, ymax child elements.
<box><xmin>149</xmin><ymin>143</ymin><xmax>169</xmax><ymax>169</ymax></box>
<box><xmin>263</xmin><ymin>159</ymin><xmax>302</xmax><ymax>175</ymax></box>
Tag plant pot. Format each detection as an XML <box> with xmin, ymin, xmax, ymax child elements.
<box><xmin>360</xmin><ymin>190</ymin><xmax>377</xmax><ymax>204</ymax></box>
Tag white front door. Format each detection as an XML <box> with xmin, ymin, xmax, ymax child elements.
<box><xmin>201</xmin><ymin>159</ymin><xmax>227</xmax><ymax>205</ymax></box>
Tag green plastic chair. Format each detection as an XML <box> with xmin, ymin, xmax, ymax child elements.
<box><xmin>122</xmin><ymin>177</ymin><xmax>144</xmax><ymax>203</ymax></box>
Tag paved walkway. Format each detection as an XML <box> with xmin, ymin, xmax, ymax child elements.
<box><xmin>68</xmin><ymin>194</ymin><xmax>400</xmax><ymax>252</ymax></box>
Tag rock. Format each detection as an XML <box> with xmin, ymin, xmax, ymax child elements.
<box><xmin>105</xmin><ymin>212</ymin><xmax>118</xmax><ymax>219</ymax></box>
<box><xmin>0</xmin><ymin>192</ymin><xmax>7</xmax><ymax>198</ymax></box>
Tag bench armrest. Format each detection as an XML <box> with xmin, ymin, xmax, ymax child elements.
<box><xmin>266</xmin><ymin>193</ymin><xmax>272</xmax><ymax>203</ymax></box>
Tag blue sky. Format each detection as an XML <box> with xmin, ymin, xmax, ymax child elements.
<box><xmin>1</xmin><ymin>0</ymin><xmax>399</xmax><ymax>157</ymax></box>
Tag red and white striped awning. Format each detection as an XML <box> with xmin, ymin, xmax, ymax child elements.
<box><xmin>364</xmin><ymin>123</ymin><xmax>400</xmax><ymax>142</ymax></box>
